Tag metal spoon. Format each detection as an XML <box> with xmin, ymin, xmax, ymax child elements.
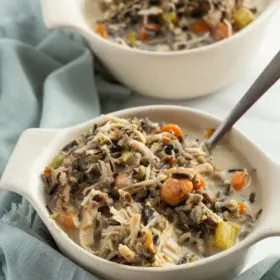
<box><xmin>207</xmin><ymin>50</ymin><xmax>280</xmax><ymax>148</ymax></box>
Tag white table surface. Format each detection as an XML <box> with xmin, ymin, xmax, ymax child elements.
<box><xmin>120</xmin><ymin>10</ymin><xmax>280</xmax><ymax>272</ymax></box>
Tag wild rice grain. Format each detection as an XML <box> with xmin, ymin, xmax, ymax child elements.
<box><xmin>255</xmin><ymin>209</ymin><xmax>263</xmax><ymax>220</ymax></box>
<box><xmin>249</xmin><ymin>192</ymin><xmax>256</xmax><ymax>204</ymax></box>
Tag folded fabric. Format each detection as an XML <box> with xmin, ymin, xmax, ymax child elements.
<box><xmin>0</xmin><ymin>0</ymin><xmax>279</xmax><ymax>280</ymax></box>
<box><xmin>261</xmin><ymin>259</ymin><xmax>280</xmax><ymax>280</ymax></box>
<box><xmin>235</xmin><ymin>257</ymin><xmax>280</xmax><ymax>280</ymax></box>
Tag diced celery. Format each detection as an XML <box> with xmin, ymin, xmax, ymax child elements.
<box><xmin>120</xmin><ymin>151</ymin><xmax>132</xmax><ymax>162</ymax></box>
<box><xmin>126</xmin><ymin>32</ymin><xmax>137</xmax><ymax>44</ymax></box>
<box><xmin>50</xmin><ymin>154</ymin><xmax>65</xmax><ymax>169</ymax></box>
<box><xmin>214</xmin><ymin>221</ymin><xmax>241</xmax><ymax>250</ymax></box>
<box><xmin>233</xmin><ymin>8</ymin><xmax>255</xmax><ymax>29</ymax></box>
<box><xmin>161</xmin><ymin>12</ymin><xmax>177</xmax><ymax>24</ymax></box>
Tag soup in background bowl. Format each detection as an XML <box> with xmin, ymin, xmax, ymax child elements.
<box><xmin>92</xmin><ymin>0</ymin><xmax>259</xmax><ymax>51</ymax></box>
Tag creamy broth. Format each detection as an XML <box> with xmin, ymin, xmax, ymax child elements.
<box><xmin>184</xmin><ymin>126</ymin><xmax>260</xmax><ymax>248</ymax></box>
<box><xmin>184</xmin><ymin>125</ymin><xmax>260</xmax><ymax>213</ymax></box>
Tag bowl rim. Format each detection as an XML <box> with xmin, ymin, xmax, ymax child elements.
<box><xmin>39</xmin><ymin>105</ymin><xmax>275</xmax><ymax>273</ymax></box>
<box><xmin>82</xmin><ymin>0</ymin><xmax>279</xmax><ymax>57</ymax></box>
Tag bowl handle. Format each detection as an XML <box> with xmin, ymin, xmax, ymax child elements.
<box><xmin>0</xmin><ymin>128</ymin><xmax>58</xmax><ymax>197</ymax></box>
<box><xmin>41</xmin><ymin>0</ymin><xmax>84</xmax><ymax>29</ymax></box>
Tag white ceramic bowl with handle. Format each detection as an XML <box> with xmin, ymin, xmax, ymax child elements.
<box><xmin>1</xmin><ymin>105</ymin><xmax>280</xmax><ymax>280</ymax></box>
<box><xmin>41</xmin><ymin>0</ymin><xmax>280</xmax><ymax>99</ymax></box>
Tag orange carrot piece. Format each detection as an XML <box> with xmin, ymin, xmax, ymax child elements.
<box><xmin>140</xmin><ymin>24</ymin><xmax>160</xmax><ymax>41</ymax></box>
<box><xmin>175</xmin><ymin>168</ymin><xmax>205</xmax><ymax>190</ymax></box>
<box><xmin>162</xmin><ymin>135</ymin><xmax>170</xmax><ymax>144</ymax></box>
<box><xmin>232</xmin><ymin>171</ymin><xmax>248</xmax><ymax>191</ymax></box>
<box><xmin>204</xmin><ymin>128</ymin><xmax>215</xmax><ymax>138</ymax></box>
<box><xmin>96</xmin><ymin>24</ymin><xmax>108</xmax><ymax>39</ymax></box>
<box><xmin>144</xmin><ymin>230</ymin><xmax>153</xmax><ymax>249</ymax></box>
<box><xmin>44</xmin><ymin>166</ymin><xmax>52</xmax><ymax>177</ymax></box>
<box><xmin>114</xmin><ymin>174</ymin><xmax>130</xmax><ymax>189</ymax></box>
<box><xmin>140</xmin><ymin>26</ymin><xmax>149</xmax><ymax>41</ymax></box>
<box><xmin>161</xmin><ymin>178</ymin><xmax>193</xmax><ymax>206</ymax></box>
<box><xmin>169</xmin><ymin>157</ymin><xmax>177</xmax><ymax>165</ymax></box>
<box><xmin>193</xmin><ymin>174</ymin><xmax>206</xmax><ymax>190</ymax></box>
<box><xmin>238</xmin><ymin>201</ymin><xmax>248</xmax><ymax>215</ymax></box>
<box><xmin>191</xmin><ymin>20</ymin><xmax>210</xmax><ymax>33</ymax></box>
<box><xmin>145</xmin><ymin>24</ymin><xmax>161</xmax><ymax>32</ymax></box>
<box><xmin>161</xmin><ymin>124</ymin><xmax>184</xmax><ymax>137</ymax></box>
<box><xmin>58</xmin><ymin>211</ymin><xmax>76</xmax><ymax>228</ymax></box>
<box><xmin>212</xmin><ymin>22</ymin><xmax>229</xmax><ymax>41</ymax></box>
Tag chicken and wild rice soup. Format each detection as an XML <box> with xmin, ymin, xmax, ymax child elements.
<box><xmin>94</xmin><ymin>0</ymin><xmax>258</xmax><ymax>51</ymax></box>
<box><xmin>42</xmin><ymin>116</ymin><xmax>262</xmax><ymax>267</ymax></box>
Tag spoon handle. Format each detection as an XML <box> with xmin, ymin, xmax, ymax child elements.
<box><xmin>207</xmin><ymin>50</ymin><xmax>280</xmax><ymax>147</ymax></box>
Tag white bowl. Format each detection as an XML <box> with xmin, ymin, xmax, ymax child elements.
<box><xmin>1</xmin><ymin>105</ymin><xmax>280</xmax><ymax>280</ymax></box>
<box><xmin>41</xmin><ymin>0</ymin><xmax>280</xmax><ymax>99</ymax></box>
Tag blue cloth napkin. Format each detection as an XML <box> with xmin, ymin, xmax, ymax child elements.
<box><xmin>0</xmin><ymin>0</ymin><xmax>279</xmax><ymax>279</ymax></box>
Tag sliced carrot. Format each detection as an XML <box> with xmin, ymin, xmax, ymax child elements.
<box><xmin>145</xmin><ymin>24</ymin><xmax>161</xmax><ymax>32</ymax></box>
<box><xmin>174</xmin><ymin>168</ymin><xmax>205</xmax><ymax>190</ymax></box>
<box><xmin>169</xmin><ymin>157</ymin><xmax>177</xmax><ymax>165</ymax></box>
<box><xmin>110</xmin><ymin>129</ymin><xmax>119</xmax><ymax>140</ymax></box>
<box><xmin>140</xmin><ymin>26</ymin><xmax>149</xmax><ymax>41</ymax></box>
<box><xmin>204</xmin><ymin>128</ymin><xmax>215</xmax><ymax>138</ymax></box>
<box><xmin>44</xmin><ymin>166</ymin><xmax>52</xmax><ymax>177</ymax></box>
<box><xmin>96</xmin><ymin>24</ymin><xmax>108</xmax><ymax>39</ymax></box>
<box><xmin>212</xmin><ymin>22</ymin><xmax>229</xmax><ymax>41</ymax></box>
<box><xmin>140</xmin><ymin>24</ymin><xmax>160</xmax><ymax>41</ymax></box>
<box><xmin>144</xmin><ymin>230</ymin><xmax>154</xmax><ymax>249</ymax></box>
<box><xmin>232</xmin><ymin>171</ymin><xmax>248</xmax><ymax>191</ymax></box>
<box><xmin>161</xmin><ymin>124</ymin><xmax>184</xmax><ymax>138</ymax></box>
<box><xmin>58</xmin><ymin>211</ymin><xmax>76</xmax><ymax>228</ymax></box>
<box><xmin>238</xmin><ymin>201</ymin><xmax>248</xmax><ymax>215</ymax></box>
<box><xmin>161</xmin><ymin>178</ymin><xmax>193</xmax><ymax>206</ymax></box>
<box><xmin>193</xmin><ymin>173</ymin><xmax>206</xmax><ymax>190</ymax></box>
<box><xmin>162</xmin><ymin>135</ymin><xmax>170</xmax><ymax>144</ymax></box>
<box><xmin>191</xmin><ymin>20</ymin><xmax>210</xmax><ymax>33</ymax></box>
<box><xmin>114</xmin><ymin>174</ymin><xmax>130</xmax><ymax>189</ymax></box>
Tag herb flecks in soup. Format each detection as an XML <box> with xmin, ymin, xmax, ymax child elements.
<box><xmin>94</xmin><ymin>0</ymin><xmax>258</xmax><ymax>51</ymax></box>
<box><xmin>42</xmin><ymin>116</ymin><xmax>261</xmax><ymax>267</ymax></box>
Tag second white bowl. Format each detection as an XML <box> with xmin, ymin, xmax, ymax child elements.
<box><xmin>41</xmin><ymin>0</ymin><xmax>279</xmax><ymax>99</ymax></box>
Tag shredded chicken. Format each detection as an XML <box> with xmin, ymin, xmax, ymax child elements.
<box><xmin>79</xmin><ymin>205</ymin><xmax>98</xmax><ymax>250</ymax></box>
<box><xmin>129</xmin><ymin>139</ymin><xmax>159</xmax><ymax>162</ymax></box>
<box><xmin>129</xmin><ymin>214</ymin><xmax>141</xmax><ymax>247</ymax></box>
<box><xmin>119</xmin><ymin>244</ymin><xmax>136</xmax><ymax>263</ymax></box>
